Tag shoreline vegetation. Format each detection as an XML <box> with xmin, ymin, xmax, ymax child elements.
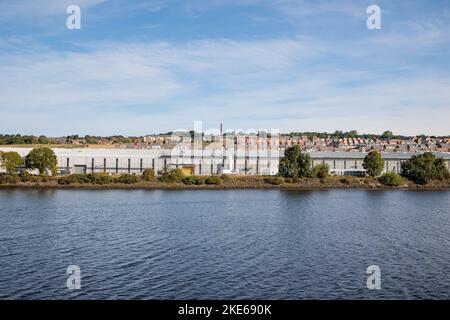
<box><xmin>1</xmin><ymin>146</ymin><xmax>449</xmax><ymax>191</ymax></box>
<box><xmin>0</xmin><ymin>174</ymin><xmax>449</xmax><ymax>190</ymax></box>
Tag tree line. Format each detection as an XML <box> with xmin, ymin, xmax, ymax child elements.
<box><xmin>278</xmin><ymin>145</ymin><xmax>449</xmax><ymax>185</ymax></box>
<box><xmin>1</xmin><ymin>146</ymin><xmax>449</xmax><ymax>186</ymax></box>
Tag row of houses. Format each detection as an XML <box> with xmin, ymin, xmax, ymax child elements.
<box><xmin>1</xmin><ymin>147</ymin><xmax>449</xmax><ymax>177</ymax></box>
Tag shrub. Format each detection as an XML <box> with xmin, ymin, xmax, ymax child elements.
<box><xmin>340</xmin><ymin>177</ymin><xmax>350</xmax><ymax>185</ymax></box>
<box><xmin>264</xmin><ymin>176</ymin><xmax>284</xmax><ymax>185</ymax></box>
<box><xmin>205</xmin><ymin>176</ymin><xmax>222</xmax><ymax>185</ymax></box>
<box><xmin>90</xmin><ymin>173</ymin><xmax>113</xmax><ymax>185</ymax></box>
<box><xmin>182</xmin><ymin>176</ymin><xmax>206</xmax><ymax>185</ymax></box>
<box><xmin>182</xmin><ymin>176</ymin><xmax>197</xmax><ymax>185</ymax></box>
<box><xmin>58</xmin><ymin>173</ymin><xmax>113</xmax><ymax>185</ymax></box>
<box><xmin>159</xmin><ymin>168</ymin><xmax>185</xmax><ymax>183</ymax></box>
<box><xmin>312</xmin><ymin>163</ymin><xmax>330</xmax><ymax>179</ymax></box>
<box><xmin>194</xmin><ymin>176</ymin><xmax>206</xmax><ymax>185</ymax></box>
<box><xmin>284</xmin><ymin>177</ymin><xmax>294</xmax><ymax>183</ymax></box>
<box><xmin>19</xmin><ymin>171</ymin><xmax>31</xmax><ymax>182</ymax></box>
<box><xmin>0</xmin><ymin>173</ymin><xmax>19</xmax><ymax>184</ymax></box>
<box><xmin>379</xmin><ymin>172</ymin><xmax>403</xmax><ymax>186</ymax></box>
<box><xmin>58</xmin><ymin>173</ymin><xmax>93</xmax><ymax>185</ymax></box>
<box><xmin>118</xmin><ymin>174</ymin><xmax>139</xmax><ymax>184</ymax></box>
<box><xmin>142</xmin><ymin>168</ymin><xmax>156</xmax><ymax>182</ymax></box>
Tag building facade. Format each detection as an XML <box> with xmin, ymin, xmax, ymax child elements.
<box><xmin>1</xmin><ymin>147</ymin><xmax>449</xmax><ymax>176</ymax></box>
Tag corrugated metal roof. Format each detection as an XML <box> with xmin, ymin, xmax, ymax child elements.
<box><xmin>308</xmin><ymin>151</ymin><xmax>450</xmax><ymax>160</ymax></box>
<box><xmin>0</xmin><ymin>147</ymin><xmax>449</xmax><ymax>160</ymax></box>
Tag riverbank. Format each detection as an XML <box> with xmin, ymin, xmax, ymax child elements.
<box><xmin>1</xmin><ymin>175</ymin><xmax>448</xmax><ymax>190</ymax></box>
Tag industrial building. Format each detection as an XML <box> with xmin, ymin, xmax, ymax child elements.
<box><xmin>1</xmin><ymin>147</ymin><xmax>449</xmax><ymax>176</ymax></box>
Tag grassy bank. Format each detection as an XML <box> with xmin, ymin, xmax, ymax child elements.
<box><xmin>0</xmin><ymin>174</ymin><xmax>448</xmax><ymax>190</ymax></box>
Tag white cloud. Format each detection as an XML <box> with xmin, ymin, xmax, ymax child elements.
<box><xmin>0</xmin><ymin>2</ymin><xmax>449</xmax><ymax>137</ymax></box>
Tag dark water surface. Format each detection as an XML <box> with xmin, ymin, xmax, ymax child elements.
<box><xmin>0</xmin><ymin>189</ymin><xmax>449</xmax><ymax>299</ymax></box>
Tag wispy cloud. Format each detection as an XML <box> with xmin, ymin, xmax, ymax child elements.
<box><xmin>0</xmin><ymin>0</ymin><xmax>449</xmax><ymax>135</ymax></box>
<box><xmin>1</xmin><ymin>33</ymin><xmax>449</xmax><ymax>136</ymax></box>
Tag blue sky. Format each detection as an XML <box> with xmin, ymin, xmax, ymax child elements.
<box><xmin>0</xmin><ymin>0</ymin><xmax>449</xmax><ymax>136</ymax></box>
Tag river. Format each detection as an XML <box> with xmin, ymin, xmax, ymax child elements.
<box><xmin>0</xmin><ymin>189</ymin><xmax>449</xmax><ymax>299</ymax></box>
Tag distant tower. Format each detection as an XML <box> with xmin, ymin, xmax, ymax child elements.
<box><xmin>220</xmin><ymin>123</ymin><xmax>223</xmax><ymax>135</ymax></box>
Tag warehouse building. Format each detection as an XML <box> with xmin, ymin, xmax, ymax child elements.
<box><xmin>1</xmin><ymin>147</ymin><xmax>449</xmax><ymax>176</ymax></box>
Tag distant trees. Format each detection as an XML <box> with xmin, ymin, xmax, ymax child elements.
<box><xmin>363</xmin><ymin>150</ymin><xmax>385</xmax><ymax>177</ymax></box>
<box><xmin>401</xmin><ymin>152</ymin><xmax>448</xmax><ymax>185</ymax></box>
<box><xmin>381</xmin><ymin>130</ymin><xmax>394</xmax><ymax>140</ymax></box>
<box><xmin>25</xmin><ymin>147</ymin><xmax>57</xmax><ymax>176</ymax></box>
<box><xmin>279</xmin><ymin>146</ymin><xmax>312</xmax><ymax>178</ymax></box>
<box><xmin>0</xmin><ymin>134</ymin><xmax>43</xmax><ymax>145</ymax></box>
<box><xmin>0</xmin><ymin>151</ymin><xmax>23</xmax><ymax>175</ymax></box>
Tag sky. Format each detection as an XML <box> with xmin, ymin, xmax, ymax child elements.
<box><xmin>0</xmin><ymin>0</ymin><xmax>449</xmax><ymax>136</ymax></box>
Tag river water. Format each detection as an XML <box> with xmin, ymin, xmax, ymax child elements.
<box><xmin>0</xmin><ymin>189</ymin><xmax>449</xmax><ymax>299</ymax></box>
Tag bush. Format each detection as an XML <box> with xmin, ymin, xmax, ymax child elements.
<box><xmin>264</xmin><ymin>176</ymin><xmax>284</xmax><ymax>185</ymax></box>
<box><xmin>90</xmin><ymin>173</ymin><xmax>113</xmax><ymax>185</ymax></box>
<box><xmin>142</xmin><ymin>168</ymin><xmax>156</xmax><ymax>181</ymax></box>
<box><xmin>118</xmin><ymin>174</ymin><xmax>139</xmax><ymax>184</ymax></box>
<box><xmin>159</xmin><ymin>168</ymin><xmax>185</xmax><ymax>183</ymax></box>
<box><xmin>284</xmin><ymin>177</ymin><xmax>294</xmax><ymax>183</ymax></box>
<box><xmin>58</xmin><ymin>173</ymin><xmax>114</xmax><ymax>185</ymax></box>
<box><xmin>182</xmin><ymin>176</ymin><xmax>206</xmax><ymax>185</ymax></box>
<box><xmin>182</xmin><ymin>176</ymin><xmax>196</xmax><ymax>185</ymax></box>
<box><xmin>205</xmin><ymin>176</ymin><xmax>222</xmax><ymax>185</ymax></box>
<box><xmin>379</xmin><ymin>172</ymin><xmax>403</xmax><ymax>186</ymax></box>
<box><xmin>312</xmin><ymin>163</ymin><xmax>330</xmax><ymax>179</ymax></box>
<box><xmin>340</xmin><ymin>177</ymin><xmax>350</xmax><ymax>185</ymax></box>
<box><xmin>194</xmin><ymin>176</ymin><xmax>206</xmax><ymax>185</ymax></box>
<box><xmin>58</xmin><ymin>174</ymin><xmax>91</xmax><ymax>185</ymax></box>
<box><xmin>19</xmin><ymin>171</ymin><xmax>31</xmax><ymax>182</ymax></box>
<box><xmin>0</xmin><ymin>173</ymin><xmax>19</xmax><ymax>184</ymax></box>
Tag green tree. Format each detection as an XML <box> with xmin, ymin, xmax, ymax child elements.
<box><xmin>312</xmin><ymin>163</ymin><xmax>330</xmax><ymax>179</ymax></box>
<box><xmin>0</xmin><ymin>151</ymin><xmax>23</xmax><ymax>175</ymax></box>
<box><xmin>25</xmin><ymin>147</ymin><xmax>57</xmax><ymax>176</ymax></box>
<box><xmin>279</xmin><ymin>145</ymin><xmax>312</xmax><ymax>178</ymax></box>
<box><xmin>381</xmin><ymin>130</ymin><xmax>394</xmax><ymax>139</ymax></box>
<box><xmin>363</xmin><ymin>150</ymin><xmax>385</xmax><ymax>177</ymax></box>
<box><xmin>37</xmin><ymin>135</ymin><xmax>49</xmax><ymax>144</ymax></box>
<box><xmin>401</xmin><ymin>152</ymin><xmax>448</xmax><ymax>185</ymax></box>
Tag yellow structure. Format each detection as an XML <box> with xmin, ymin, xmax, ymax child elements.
<box><xmin>181</xmin><ymin>165</ymin><xmax>194</xmax><ymax>176</ymax></box>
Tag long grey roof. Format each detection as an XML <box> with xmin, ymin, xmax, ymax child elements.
<box><xmin>308</xmin><ymin>151</ymin><xmax>450</xmax><ymax>160</ymax></box>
